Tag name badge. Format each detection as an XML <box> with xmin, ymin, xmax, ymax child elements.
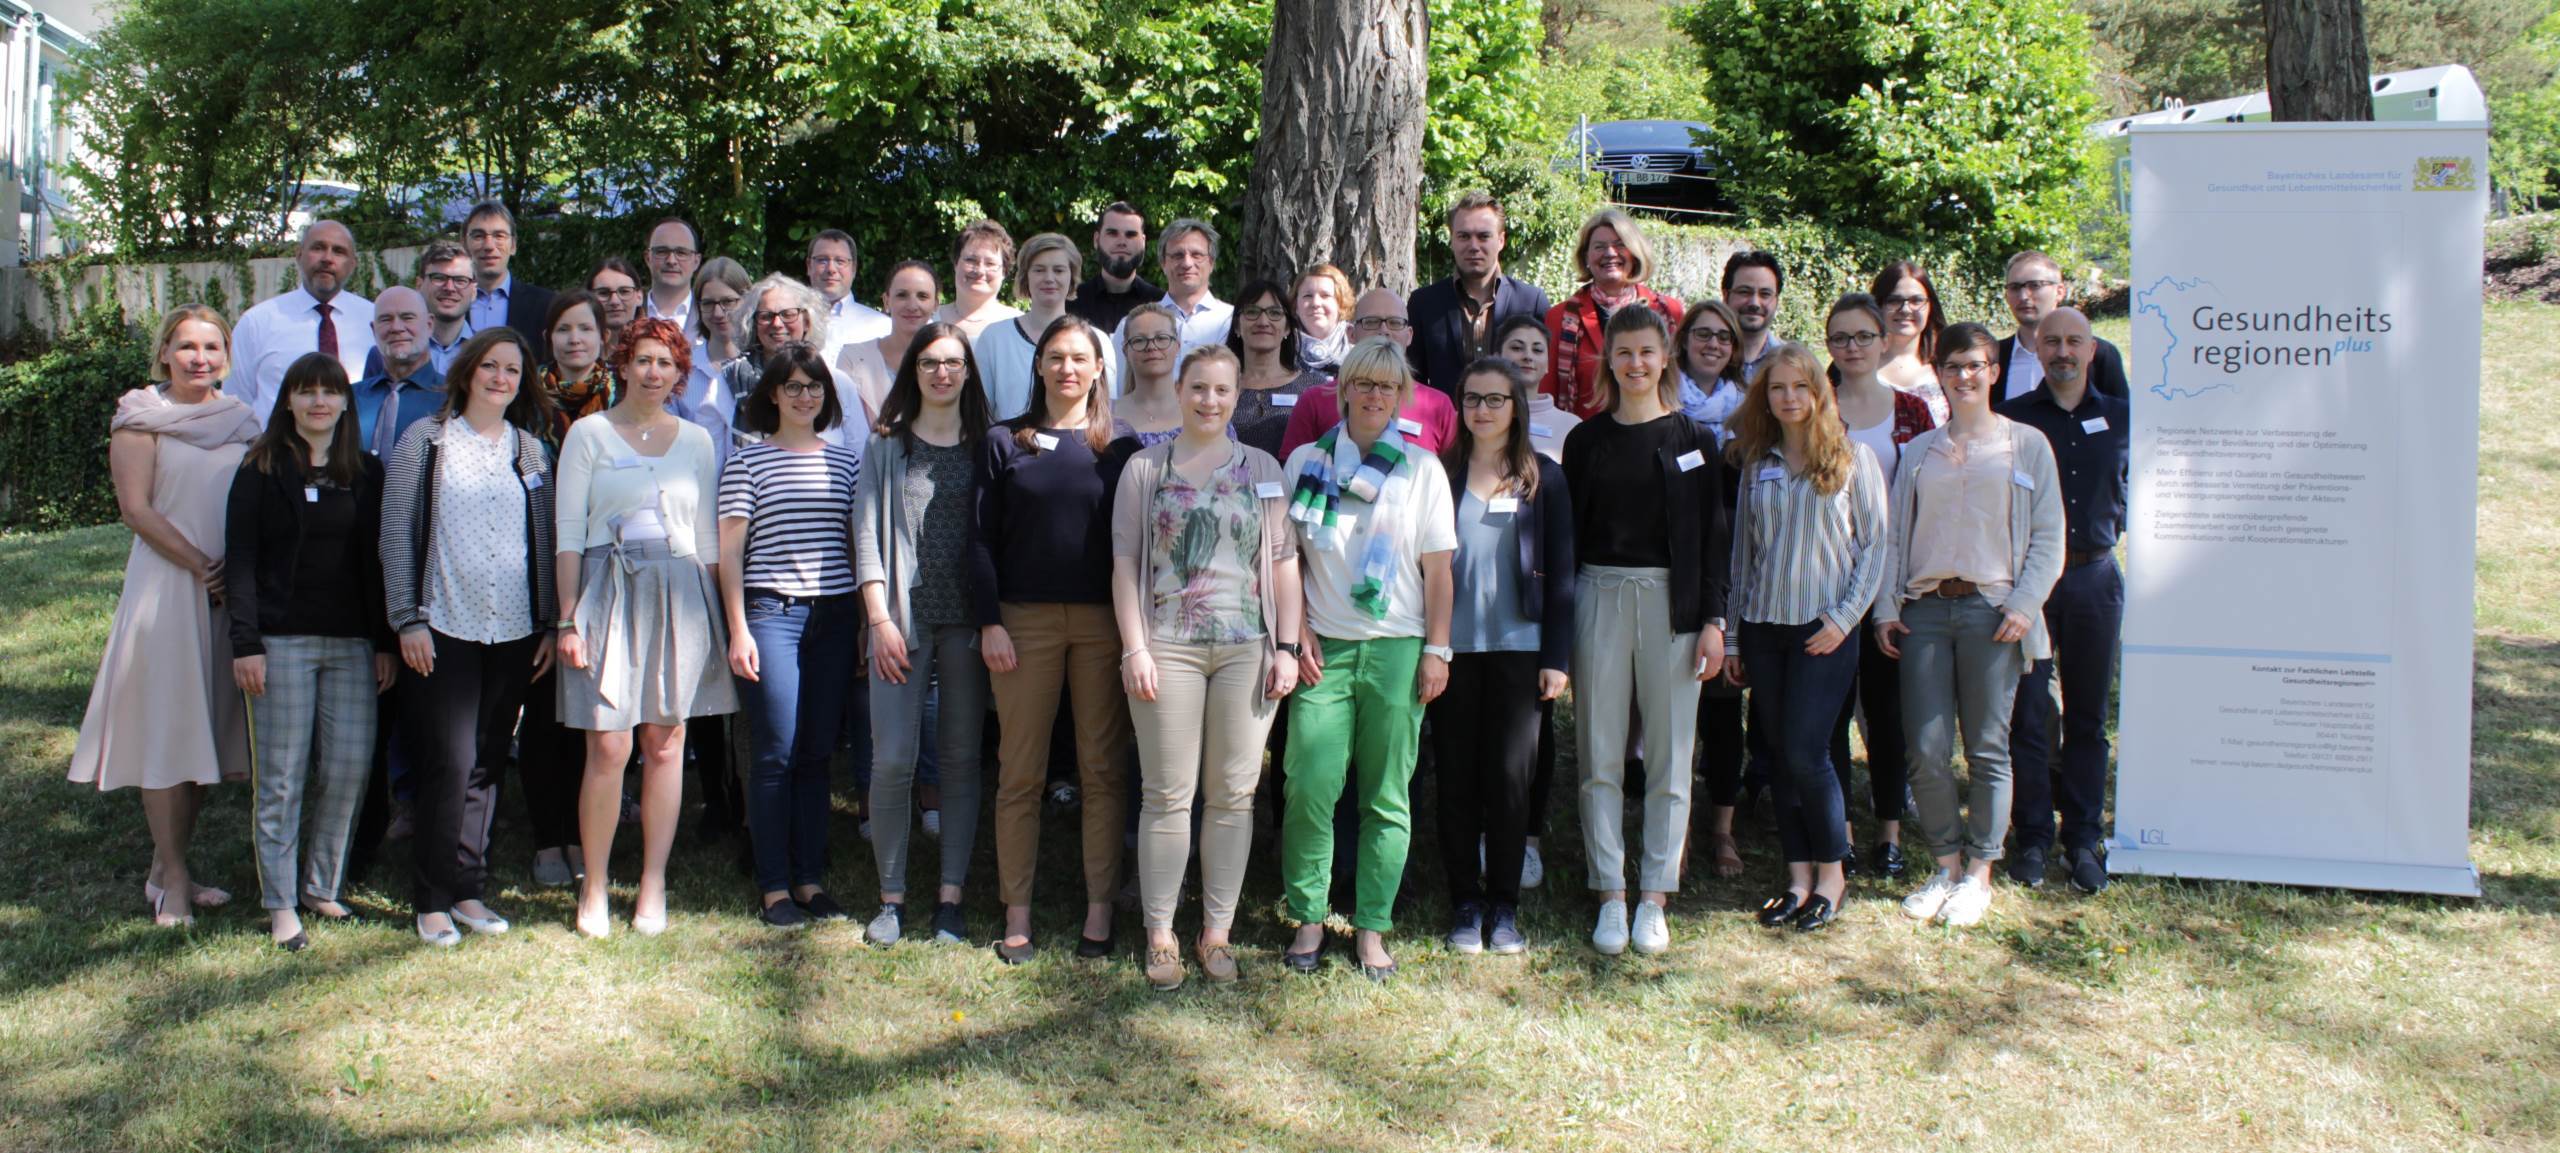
<box><xmin>1487</xmin><ymin>496</ymin><xmax>1519</xmax><ymax>515</ymax></box>
<box><xmin>608</xmin><ymin>456</ymin><xmax>646</xmax><ymax>470</ymax></box>
<box><xmin>1269</xmin><ymin>393</ymin><xmax>1298</xmax><ymax>408</ymax></box>
<box><xmin>522</xmin><ymin>472</ymin><xmax>544</xmax><ymax>491</ymax></box>
<box><xmin>1530</xmin><ymin>423</ymin><xmax>1554</xmax><ymax>438</ymax></box>
<box><xmin>1756</xmin><ymin>466</ymin><xmax>1784</xmax><ymax>483</ymax></box>
<box><xmin>1255</xmin><ymin>481</ymin><xmax>1286</xmax><ymax>499</ymax></box>
<box><xmin>2012</xmin><ymin>469</ymin><xmax>2035</xmax><ymax>490</ymax></box>
<box><xmin>1033</xmin><ymin>432</ymin><xmax>1060</xmax><ymax>451</ymax></box>
<box><xmin>1396</xmin><ymin>417</ymin><xmax>1424</xmax><ymax>436</ymax></box>
<box><xmin>2082</xmin><ymin>416</ymin><xmax>2110</xmax><ymax>434</ymax></box>
<box><xmin>304</xmin><ymin>486</ymin><xmax>321</xmax><ymax>503</ymax></box>
<box><xmin>1676</xmin><ymin>450</ymin><xmax>1706</xmax><ymax>473</ymax></box>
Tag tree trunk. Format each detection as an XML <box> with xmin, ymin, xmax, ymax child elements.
<box><xmin>2264</xmin><ymin>0</ymin><xmax>2373</xmax><ymax>121</ymax></box>
<box><xmin>1242</xmin><ymin>0</ymin><xmax>1429</xmax><ymax>295</ymax></box>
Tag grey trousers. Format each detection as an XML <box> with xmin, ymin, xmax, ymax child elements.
<box><xmin>248</xmin><ymin>635</ymin><xmax>379</xmax><ymax>911</ymax></box>
<box><xmin>1129</xmin><ymin>637</ymin><xmax>1276</xmax><ymax>932</ymax></box>
<box><xmin>867</xmin><ymin>624</ymin><xmax>989</xmax><ymax>895</ymax></box>
<box><xmin>1898</xmin><ymin>595</ymin><xmax>2026</xmax><ymax>862</ymax></box>
<box><xmin>1573</xmin><ymin>566</ymin><xmax>1700</xmax><ymax>894</ymax></box>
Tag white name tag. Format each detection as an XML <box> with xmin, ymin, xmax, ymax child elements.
<box><xmin>608</xmin><ymin>456</ymin><xmax>645</xmax><ymax>470</ymax></box>
<box><xmin>1033</xmin><ymin>432</ymin><xmax>1060</xmax><ymax>451</ymax></box>
<box><xmin>522</xmin><ymin>472</ymin><xmax>544</xmax><ymax>491</ymax></box>
<box><xmin>1487</xmin><ymin>496</ymin><xmax>1519</xmax><ymax>515</ymax></box>
<box><xmin>1756</xmin><ymin>466</ymin><xmax>1784</xmax><ymax>483</ymax></box>
<box><xmin>1677</xmin><ymin>450</ymin><xmax>1706</xmax><ymax>473</ymax></box>
<box><xmin>1396</xmin><ymin>417</ymin><xmax>1423</xmax><ymax>436</ymax></box>
<box><xmin>2012</xmin><ymin>469</ymin><xmax>2035</xmax><ymax>490</ymax></box>
<box><xmin>1530</xmin><ymin>423</ymin><xmax>1554</xmax><ymax>438</ymax></box>
<box><xmin>2082</xmin><ymin>416</ymin><xmax>2109</xmax><ymax>434</ymax></box>
<box><xmin>304</xmin><ymin>486</ymin><xmax>320</xmax><ymax>503</ymax></box>
<box><xmin>1270</xmin><ymin>393</ymin><xmax>1298</xmax><ymax>408</ymax></box>
<box><xmin>1255</xmin><ymin>481</ymin><xmax>1286</xmax><ymax>499</ymax></box>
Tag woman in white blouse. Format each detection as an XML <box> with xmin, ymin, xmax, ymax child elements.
<box><xmin>555</xmin><ymin>316</ymin><xmax>740</xmax><ymax>938</ymax></box>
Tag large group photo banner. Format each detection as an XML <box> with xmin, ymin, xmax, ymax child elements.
<box><xmin>2113</xmin><ymin>122</ymin><xmax>2486</xmax><ymax>896</ymax></box>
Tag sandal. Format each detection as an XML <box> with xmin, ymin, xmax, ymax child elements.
<box><xmin>1712</xmin><ymin>832</ymin><xmax>1745</xmax><ymax>878</ymax></box>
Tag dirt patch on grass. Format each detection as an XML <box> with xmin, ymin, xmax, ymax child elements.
<box><xmin>2485</xmin><ymin>217</ymin><xmax>2560</xmax><ymax>303</ymax></box>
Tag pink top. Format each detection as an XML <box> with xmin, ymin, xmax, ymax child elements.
<box><xmin>1906</xmin><ymin>430</ymin><xmax>2017</xmax><ymax>603</ymax></box>
<box><xmin>1278</xmin><ymin>379</ymin><xmax>1459</xmax><ymax>458</ymax></box>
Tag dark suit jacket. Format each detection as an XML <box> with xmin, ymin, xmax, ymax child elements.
<box><xmin>505</xmin><ymin>279</ymin><xmax>558</xmax><ymax>365</ymax></box>
<box><xmin>1994</xmin><ymin>333</ymin><xmax>2127</xmax><ymax>406</ymax></box>
<box><xmin>1407</xmin><ymin>274</ymin><xmax>1552</xmax><ymax>396</ymax></box>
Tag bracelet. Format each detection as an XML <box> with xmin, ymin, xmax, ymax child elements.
<box><xmin>1121</xmin><ymin>648</ymin><xmax>1149</xmax><ymax>663</ymax></box>
<box><xmin>553</xmin><ymin>618</ymin><xmax>577</xmax><ymax>631</ymax></box>
<box><xmin>869</xmin><ymin>617</ymin><xmax>892</xmax><ymax>627</ymax></box>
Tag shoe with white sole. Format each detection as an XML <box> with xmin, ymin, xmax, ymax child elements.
<box><xmin>1902</xmin><ymin>870</ymin><xmax>1960</xmax><ymax>921</ymax></box>
<box><xmin>1591</xmin><ymin>898</ymin><xmax>1630</xmax><ymax>955</ymax></box>
<box><xmin>1938</xmin><ymin>875</ymin><xmax>1995</xmax><ymax>927</ymax></box>
<box><xmin>1630</xmin><ymin>901</ymin><xmax>1670</xmax><ymax>954</ymax></box>
<box><xmin>865</xmin><ymin>903</ymin><xmax>903</xmax><ymax>946</ymax></box>
<box><xmin>1521</xmin><ymin>843</ymin><xmax>1545</xmax><ymax>890</ymax></box>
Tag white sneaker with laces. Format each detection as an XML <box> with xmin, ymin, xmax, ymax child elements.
<box><xmin>1630</xmin><ymin>901</ymin><xmax>1670</xmax><ymax>954</ymax></box>
<box><xmin>865</xmin><ymin>904</ymin><xmax>903</xmax><ymax>946</ymax></box>
<box><xmin>1591</xmin><ymin>898</ymin><xmax>1630</xmax><ymax>955</ymax></box>
<box><xmin>1902</xmin><ymin>870</ymin><xmax>1961</xmax><ymax>921</ymax></box>
<box><xmin>1521</xmin><ymin>843</ymin><xmax>1545</xmax><ymax>890</ymax></box>
<box><xmin>1938</xmin><ymin>875</ymin><xmax>1995</xmax><ymax>927</ymax></box>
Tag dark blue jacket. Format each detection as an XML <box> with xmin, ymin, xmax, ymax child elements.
<box><xmin>1407</xmin><ymin>274</ymin><xmax>1552</xmax><ymax>397</ymax></box>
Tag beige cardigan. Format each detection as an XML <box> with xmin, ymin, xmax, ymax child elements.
<box><xmin>1109</xmin><ymin>438</ymin><xmax>1298</xmax><ymax>687</ymax></box>
<box><xmin>1873</xmin><ymin>416</ymin><xmax>2068</xmax><ymax>663</ymax></box>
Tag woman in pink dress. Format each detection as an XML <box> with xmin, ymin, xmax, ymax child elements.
<box><xmin>68</xmin><ymin>304</ymin><xmax>264</xmax><ymax>926</ymax></box>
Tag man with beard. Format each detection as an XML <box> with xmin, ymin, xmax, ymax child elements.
<box><xmin>1992</xmin><ymin>251</ymin><xmax>2129</xmax><ymax>405</ymax></box>
<box><xmin>1995</xmin><ymin>306</ymin><xmax>2127</xmax><ymax>894</ymax></box>
<box><xmin>1721</xmin><ymin>250</ymin><xmax>1784</xmax><ymax>384</ymax></box>
<box><xmin>1067</xmin><ymin>201</ymin><xmax>1157</xmax><ymax>332</ymax></box>
<box><xmin>227</xmin><ymin>220</ymin><xmax>377</xmax><ymax>421</ymax></box>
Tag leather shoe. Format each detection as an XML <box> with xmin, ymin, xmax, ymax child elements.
<box><xmin>1840</xmin><ymin>844</ymin><xmax>1862</xmax><ymax>877</ymax></box>
<box><xmin>1075</xmin><ymin>930</ymin><xmax>1114</xmax><ymax>959</ymax></box>
<box><xmin>1790</xmin><ymin>894</ymin><xmax>1838</xmax><ymax>932</ymax></box>
<box><xmin>1755</xmin><ymin>891</ymin><xmax>1803</xmax><ymax>927</ymax></box>
<box><xmin>993</xmin><ymin>936</ymin><xmax>1035</xmax><ymax>965</ymax></box>
<box><xmin>1282</xmin><ymin>944</ymin><xmax>1323</xmax><ymax>974</ymax></box>
<box><xmin>1875</xmin><ymin>842</ymin><xmax>1908</xmax><ymax>879</ymax></box>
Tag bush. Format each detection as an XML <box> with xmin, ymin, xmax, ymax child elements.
<box><xmin>0</xmin><ymin>309</ymin><xmax>157</xmax><ymax>530</ymax></box>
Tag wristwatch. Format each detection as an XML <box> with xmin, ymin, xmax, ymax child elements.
<box><xmin>553</xmin><ymin>618</ymin><xmax>578</xmax><ymax>631</ymax></box>
<box><xmin>1274</xmin><ymin>641</ymin><xmax>1304</xmax><ymax>658</ymax></box>
<box><xmin>1423</xmin><ymin>644</ymin><xmax>1454</xmax><ymax>662</ymax></box>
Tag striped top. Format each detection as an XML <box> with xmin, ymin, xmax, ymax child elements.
<box><xmin>717</xmin><ymin>441</ymin><xmax>862</xmax><ymax>597</ymax></box>
<box><xmin>1724</xmin><ymin>441</ymin><xmax>1889</xmax><ymax>653</ymax></box>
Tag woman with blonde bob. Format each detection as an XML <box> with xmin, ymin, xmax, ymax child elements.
<box><xmin>1721</xmin><ymin>342</ymin><xmax>1888</xmax><ymax>932</ymax></box>
<box><xmin>1542</xmin><ymin>209</ymin><xmax>1686</xmax><ymax>419</ymax></box>
<box><xmin>1110</xmin><ymin>344</ymin><xmax>1303</xmax><ymax>989</ymax></box>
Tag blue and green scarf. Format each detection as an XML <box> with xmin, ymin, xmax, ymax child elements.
<box><xmin>1287</xmin><ymin>425</ymin><xmax>1410</xmax><ymax>619</ymax></box>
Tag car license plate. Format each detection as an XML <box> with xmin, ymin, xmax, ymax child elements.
<box><xmin>1614</xmin><ymin>171</ymin><xmax>1671</xmax><ymax>185</ymax></box>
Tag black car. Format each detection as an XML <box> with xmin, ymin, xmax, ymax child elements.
<box><xmin>1568</xmin><ymin>119</ymin><xmax>1734</xmax><ymax>217</ymax></box>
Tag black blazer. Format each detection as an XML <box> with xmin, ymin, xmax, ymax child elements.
<box><xmin>505</xmin><ymin>278</ymin><xmax>558</xmax><ymax>365</ymax></box>
<box><xmin>1441</xmin><ymin>454</ymin><xmax>1576</xmax><ymax>671</ymax></box>
<box><xmin>224</xmin><ymin>452</ymin><xmax>393</xmax><ymax>657</ymax></box>
<box><xmin>1407</xmin><ymin>274</ymin><xmax>1553</xmax><ymax>396</ymax></box>
<box><xmin>1993</xmin><ymin>333</ymin><xmax>2127</xmax><ymax>406</ymax></box>
<box><xmin>1560</xmin><ymin>416</ymin><xmax>1731</xmax><ymax>635</ymax></box>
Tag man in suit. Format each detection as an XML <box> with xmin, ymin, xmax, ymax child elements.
<box><xmin>1407</xmin><ymin>192</ymin><xmax>1551</xmax><ymax>395</ymax></box>
<box><xmin>1993</xmin><ymin>250</ymin><xmax>2128</xmax><ymax>405</ymax></box>
<box><xmin>462</xmin><ymin>200</ymin><xmax>557</xmax><ymax>364</ymax></box>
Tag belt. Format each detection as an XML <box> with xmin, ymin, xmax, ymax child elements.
<box><xmin>1930</xmin><ymin>578</ymin><xmax>1979</xmax><ymax>599</ymax></box>
<box><xmin>2066</xmin><ymin>548</ymin><xmax>2112</xmax><ymax>568</ymax></box>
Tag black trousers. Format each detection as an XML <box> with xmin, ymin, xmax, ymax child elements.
<box><xmin>2010</xmin><ymin>554</ymin><xmax>2124</xmax><ymax>853</ymax></box>
<box><xmin>511</xmin><ymin>669</ymin><xmax>584</xmax><ymax>850</ymax></box>
<box><xmin>1828</xmin><ymin>610</ymin><xmax>1910</xmax><ymax>823</ymax></box>
<box><xmin>401</xmin><ymin>631</ymin><xmax>536</xmax><ymax>914</ymax></box>
<box><xmin>1427</xmin><ymin>652</ymin><xmax>1543</xmax><ymax>907</ymax></box>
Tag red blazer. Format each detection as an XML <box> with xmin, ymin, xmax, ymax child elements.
<box><xmin>1542</xmin><ymin>285</ymin><xmax>1686</xmax><ymax>419</ymax></box>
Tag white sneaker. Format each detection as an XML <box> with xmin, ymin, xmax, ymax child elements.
<box><xmin>1938</xmin><ymin>875</ymin><xmax>1995</xmax><ymax>927</ymax></box>
<box><xmin>865</xmin><ymin>904</ymin><xmax>903</xmax><ymax>946</ymax></box>
<box><xmin>1591</xmin><ymin>899</ymin><xmax>1630</xmax><ymax>955</ymax></box>
<box><xmin>922</xmin><ymin>809</ymin><xmax>943</xmax><ymax>839</ymax></box>
<box><xmin>1630</xmin><ymin>901</ymin><xmax>1670</xmax><ymax>954</ymax></box>
<box><xmin>1521</xmin><ymin>843</ymin><xmax>1545</xmax><ymax>890</ymax></box>
<box><xmin>1902</xmin><ymin>870</ymin><xmax>1961</xmax><ymax>921</ymax></box>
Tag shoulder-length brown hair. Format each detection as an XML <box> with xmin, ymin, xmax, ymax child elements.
<box><xmin>1870</xmin><ymin>259</ymin><xmax>1946</xmax><ymax>365</ymax></box>
<box><xmin>1010</xmin><ymin>315</ymin><xmax>1115</xmax><ymax>453</ymax></box>
<box><xmin>875</xmin><ymin>322</ymin><xmax>995</xmax><ymax>448</ymax></box>
<box><xmin>440</xmin><ymin>327</ymin><xmax>551</xmax><ymax>432</ymax></box>
<box><xmin>1439</xmin><ymin>356</ymin><xmax>1540</xmax><ymax>501</ymax></box>
<box><xmin>1674</xmin><ymin>297</ymin><xmax>1746</xmax><ymax>389</ymax></box>
<box><xmin>1726</xmin><ymin>341</ymin><xmax>1853</xmax><ymax>495</ymax></box>
<box><xmin>244</xmin><ymin>352</ymin><xmax>364</xmax><ymax>486</ymax></box>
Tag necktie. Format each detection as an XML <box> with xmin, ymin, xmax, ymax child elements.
<box><xmin>316</xmin><ymin>302</ymin><xmax>339</xmax><ymax>360</ymax></box>
<box><xmin>373</xmin><ymin>381</ymin><xmax>403</xmax><ymax>457</ymax></box>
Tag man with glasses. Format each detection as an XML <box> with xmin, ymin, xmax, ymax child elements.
<box><xmin>642</xmin><ymin>217</ymin><xmax>705</xmax><ymax>332</ymax></box>
<box><xmin>1278</xmin><ymin>288</ymin><xmax>1459</xmax><ymax>455</ymax></box>
<box><xmin>1993</xmin><ymin>251</ymin><xmax>2127</xmax><ymax>405</ymax></box>
<box><xmin>1721</xmin><ymin>250</ymin><xmax>1785</xmax><ymax>383</ymax></box>
<box><xmin>460</xmin><ymin>201</ymin><xmax>555</xmax><ymax>363</ymax></box>
<box><xmin>1068</xmin><ymin>201</ymin><xmax>1157</xmax><ymax>333</ymax></box>
<box><xmin>806</xmin><ymin>229</ymin><xmax>890</xmax><ymax>360</ymax></box>
<box><xmin>1408</xmin><ymin>192</ymin><xmax>1551</xmax><ymax>398</ymax></box>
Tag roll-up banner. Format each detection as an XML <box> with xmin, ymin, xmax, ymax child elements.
<box><xmin>2113</xmin><ymin>122</ymin><xmax>2484</xmax><ymax>896</ymax></box>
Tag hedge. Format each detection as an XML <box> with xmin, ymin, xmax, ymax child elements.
<box><xmin>0</xmin><ymin>308</ymin><xmax>156</xmax><ymax>530</ymax></box>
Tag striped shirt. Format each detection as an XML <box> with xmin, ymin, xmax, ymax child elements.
<box><xmin>717</xmin><ymin>441</ymin><xmax>862</xmax><ymax>597</ymax></box>
<box><xmin>1725</xmin><ymin>442</ymin><xmax>1889</xmax><ymax>652</ymax></box>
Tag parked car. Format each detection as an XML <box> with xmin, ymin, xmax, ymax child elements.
<box><xmin>1567</xmin><ymin>119</ymin><xmax>1735</xmax><ymax>217</ymax></box>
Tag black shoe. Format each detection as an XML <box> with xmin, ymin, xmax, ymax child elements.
<box><xmin>1361</xmin><ymin>960</ymin><xmax>1398</xmax><ymax>982</ymax></box>
<box><xmin>1790</xmin><ymin>893</ymin><xmax>1838</xmax><ymax>932</ymax></box>
<box><xmin>1486</xmin><ymin>904</ymin><xmax>1526</xmax><ymax>955</ymax></box>
<box><xmin>276</xmin><ymin>931</ymin><xmax>311</xmax><ymax>953</ymax></box>
<box><xmin>1875</xmin><ymin>842</ymin><xmax>1908</xmax><ymax>879</ymax></box>
<box><xmin>1075</xmin><ymin>929</ymin><xmax>1114</xmax><ymax>959</ymax></box>
<box><xmin>759</xmin><ymin>897</ymin><xmax>809</xmax><ymax>928</ymax></box>
<box><xmin>1755</xmin><ymin>891</ymin><xmax>1803</xmax><ymax>927</ymax></box>
<box><xmin>798</xmin><ymin>891</ymin><xmax>850</xmax><ymax>921</ymax></box>
<box><xmin>933</xmin><ymin>902</ymin><xmax>967</xmax><ymax>944</ymax></box>
<box><xmin>1840</xmin><ymin>844</ymin><xmax>1863</xmax><ymax>877</ymax></box>
<box><xmin>2008</xmin><ymin>844</ymin><xmax>2048</xmax><ymax>889</ymax></box>
<box><xmin>1283</xmin><ymin>938</ymin><xmax>1324</xmax><ymax>974</ymax></box>
<box><xmin>2068</xmin><ymin>845</ymin><xmax>2110</xmax><ymax>894</ymax></box>
<box><xmin>1445</xmin><ymin>901</ymin><xmax>1486</xmax><ymax>955</ymax></box>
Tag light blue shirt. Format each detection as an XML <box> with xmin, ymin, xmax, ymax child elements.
<box><xmin>468</xmin><ymin>273</ymin><xmax>512</xmax><ymax>335</ymax></box>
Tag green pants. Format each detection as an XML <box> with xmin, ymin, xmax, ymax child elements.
<box><xmin>1281</xmin><ymin>635</ymin><xmax>1423</xmax><ymax>932</ymax></box>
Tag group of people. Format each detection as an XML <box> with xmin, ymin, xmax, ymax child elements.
<box><xmin>69</xmin><ymin>191</ymin><xmax>2130</xmax><ymax>986</ymax></box>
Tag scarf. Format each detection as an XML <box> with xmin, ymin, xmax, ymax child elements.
<box><xmin>1287</xmin><ymin>424</ymin><xmax>1409</xmax><ymax>620</ymax></box>
<box><xmin>1297</xmin><ymin>326</ymin><xmax>1351</xmax><ymax>373</ymax></box>
<box><xmin>540</xmin><ymin>364</ymin><xmax>618</xmax><ymax>446</ymax></box>
<box><xmin>113</xmin><ymin>387</ymin><xmax>262</xmax><ymax>447</ymax></box>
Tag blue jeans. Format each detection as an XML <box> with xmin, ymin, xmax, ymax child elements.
<box><xmin>1742</xmin><ymin>621</ymin><xmax>1863</xmax><ymax>864</ymax></box>
<box><xmin>739</xmin><ymin>591</ymin><xmax>864</xmax><ymax>893</ymax></box>
<box><xmin>2008</xmin><ymin>554</ymin><xmax>2124</xmax><ymax>852</ymax></box>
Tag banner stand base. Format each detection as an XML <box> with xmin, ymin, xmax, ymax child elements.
<box><xmin>2106</xmin><ymin>843</ymin><xmax>2481</xmax><ymax>898</ymax></box>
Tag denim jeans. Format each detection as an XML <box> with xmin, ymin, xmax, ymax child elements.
<box><xmin>738</xmin><ymin>591</ymin><xmax>864</xmax><ymax>894</ymax></box>
<box><xmin>1741</xmin><ymin>621</ymin><xmax>1862</xmax><ymax>864</ymax></box>
<box><xmin>1898</xmin><ymin>594</ymin><xmax>2027</xmax><ymax>863</ymax></box>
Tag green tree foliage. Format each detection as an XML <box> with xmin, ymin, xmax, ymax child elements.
<box><xmin>1675</xmin><ymin>0</ymin><xmax>2103</xmax><ymax>271</ymax></box>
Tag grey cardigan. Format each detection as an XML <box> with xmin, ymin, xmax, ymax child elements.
<box><xmin>1873</xmin><ymin>417</ymin><xmax>2067</xmax><ymax>663</ymax></box>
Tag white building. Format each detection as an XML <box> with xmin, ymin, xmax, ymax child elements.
<box><xmin>0</xmin><ymin>0</ymin><xmax>98</xmax><ymax>264</ymax></box>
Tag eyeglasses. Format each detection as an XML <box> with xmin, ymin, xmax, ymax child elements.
<box><xmin>648</xmin><ymin>246</ymin><xmax>700</xmax><ymax>261</ymax></box>
<box><xmin>1825</xmin><ymin>331</ymin><xmax>1881</xmax><ymax>350</ymax></box>
<box><xmin>1343</xmin><ymin>378</ymin><xmax>1401</xmax><ymax>397</ymax></box>
<box><xmin>1881</xmin><ymin>294</ymin><xmax>1930</xmax><ymax>309</ymax></box>
<box><xmin>1238</xmin><ymin>306</ymin><xmax>1287</xmax><ymax>323</ymax></box>
<box><xmin>1686</xmin><ymin>328</ymin><xmax>1734</xmax><ymax>346</ymax></box>
<box><xmin>917</xmin><ymin>357</ymin><xmax>967</xmax><ymax>375</ymax></box>
<box><xmin>1940</xmin><ymin>360</ymin><xmax>1996</xmax><ymax>377</ymax></box>
<box><xmin>1125</xmin><ymin>334</ymin><xmax>1179</xmax><ymax>352</ymax></box>
<box><xmin>776</xmin><ymin>381</ymin><xmax>828</xmax><ymax>398</ymax></box>
<box><xmin>959</xmin><ymin>256</ymin><xmax>1005</xmax><ymax>272</ymax></box>
<box><xmin>754</xmin><ymin>308</ymin><xmax>808</xmax><ymax>326</ymax></box>
<box><xmin>807</xmin><ymin>255</ymin><xmax>853</xmax><ymax>269</ymax></box>
<box><xmin>593</xmin><ymin>286</ymin><xmax>641</xmax><ymax>299</ymax></box>
<box><xmin>1460</xmin><ymin>392</ymin><xmax>1512</xmax><ymax>409</ymax></box>
<box><xmin>465</xmin><ymin>228</ymin><xmax>512</xmax><ymax>244</ymax></box>
<box><xmin>1352</xmin><ymin>316</ymin><xmax>1411</xmax><ymax>334</ymax></box>
<box><xmin>2004</xmin><ymin>279</ymin><xmax>2059</xmax><ymax>295</ymax></box>
<box><xmin>423</xmin><ymin>273</ymin><xmax>474</xmax><ymax>288</ymax></box>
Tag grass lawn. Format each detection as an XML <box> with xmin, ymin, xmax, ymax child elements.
<box><xmin>0</xmin><ymin>305</ymin><xmax>2552</xmax><ymax>1152</ymax></box>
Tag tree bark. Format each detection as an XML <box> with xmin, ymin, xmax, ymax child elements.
<box><xmin>1242</xmin><ymin>0</ymin><xmax>1429</xmax><ymax>295</ymax></box>
<box><xmin>2264</xmin><ymin>0</ymin><xmax>2373</xmax><ymax>122</ymax></box>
